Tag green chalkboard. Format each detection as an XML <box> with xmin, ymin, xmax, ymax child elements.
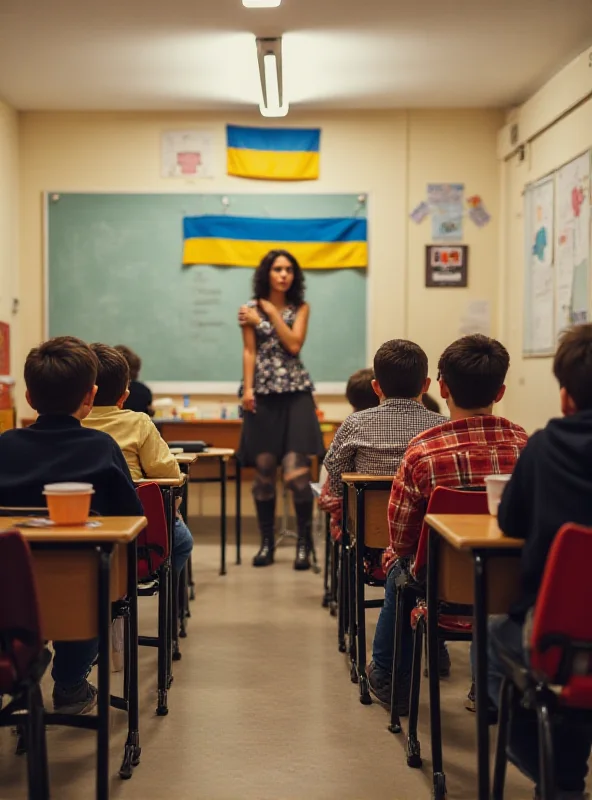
<box><xmin>47</xmin><ymin>193</ymin><xmax>367</xmax><ymax>391</ymax></box>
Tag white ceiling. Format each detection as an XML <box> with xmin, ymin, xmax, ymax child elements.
<box><xmin>1</xmin><ymin>0</ymin><xmax>592</xmax><ymax>112</ymax></box>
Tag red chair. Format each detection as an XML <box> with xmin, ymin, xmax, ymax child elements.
<box><xmin>0</xmin><ymin>529</ymin><xmax>51</xmax><ymax>799</ymax></box>
<box><xmin>135</xmin><ymin>483</ymin><xmax>171</xmax><ymax>716</ymax></box>
<box><xmin>389</xmin><ymin>487</ymin><xmax>488</xmax><ymax>775</ymax></box>
<box><xmin>493</xmin><ymin>523</ymin><xmax>592</xmax><ymax>800</ymax></box>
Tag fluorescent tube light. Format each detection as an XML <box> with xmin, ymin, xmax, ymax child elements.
<box><xmin>243</xmin><ymin>0</ymin><xmax>281</xmax><ymax>7</ymax></box>
<box><xmin>256</xmin><ymin>37</ymin><xmax>289</xmax><ymax>117</ymax></box>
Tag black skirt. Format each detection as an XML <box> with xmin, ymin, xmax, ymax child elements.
<box><xmin>238</xmin><ymin>391</ymin><xmax>324</xmax><ymax>467</ymax></box>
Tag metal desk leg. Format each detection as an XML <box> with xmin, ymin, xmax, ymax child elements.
<box><xmin>427</xmin><ymin>528</ymin><xmax>447</xmax><ymax>800</ymax></box>
<box><xmin>235</xmin><ymin>459</ymin><xmax>242</xmax><ymax>565</ymax></box>
<box><xmin>220</xmin><ymin>457</ymin><xmax>227</xmax><ymax>576</ymax></box>
<box><xmin>474</xmin><ymin>551</ymin><xmax>490</xmax><ymax>800</ymax></box>
<box><xmin>322</xmin><ymin>512</ymin><xmax>331</xmax><ymax>608</ymax></box>
<box><xmin>120</xmin><ymin>540</ymin><xmax>141</xmax><ymax>779</ymax></box>
<box><xmin>97</xmin><ymin>547</ymin><xmax>113</xmax><ymax>800</ymax></box>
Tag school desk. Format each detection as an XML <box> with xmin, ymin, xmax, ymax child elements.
<box><xmin>174</xmin><ymin>453</ymin><xmax>198</xmax><ymax>635</ymax></box>
<box><xmin>423</xmin><ymin>513</ymin><xmax>523</xmax><ymax>800</ymax></box>
<box><xmin>0</xmin><ymin>514</ymin><xmax>147</xmax><ymax>800</ymax></box>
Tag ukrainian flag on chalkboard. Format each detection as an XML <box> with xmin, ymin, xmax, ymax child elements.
<box><xmin>182</xmin><ymin>216</ymin><xmax>367</xmax><ymax>269</ymax></box>
<box><xmin>226</xmin><ymin>125</ymin><xmax>321</xmax><ymax>181</ymax></box>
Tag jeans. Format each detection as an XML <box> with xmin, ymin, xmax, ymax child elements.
<box><xmin>173</xmin><ymin>517</ymin><xmax>194</xmax><ymax>573</ymax></box>
<box><xmin>52</xmin><ymin>638</ymin><xmax>99</xmax><ymax>691</ymax></box>
<box><xmin>488</xmin><ymin>615</ymin><xmax>591</xmax><ymax>793</ymax></box>
<box><xmin>372</xmin><ymin>565</ymin><xmax>415</xmax><ymax>677</ymax></box>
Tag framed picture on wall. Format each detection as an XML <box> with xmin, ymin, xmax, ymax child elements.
<box><xmin>425</xmin><ymin>244</ymin><xmax>468</xmax><ymax>288</ymax></box>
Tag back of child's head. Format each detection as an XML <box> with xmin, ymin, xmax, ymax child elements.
<box><xmin>438</xmin><ymin>334</ymin><xmax>509</xmax><ymax>409</ymax></box>
<box><xmin>114</xmin><ymin>344</ymin><xmax>142</xmax><ymax>381</ymax></box>
<box><xmin>373</xmin><ymin>340</ymin><xmax>428</xmax><ymax>399</ymax></box>
<box><xmin>25</xmin><ymin>336</ymin><xmax>98</xmax><ymax>415</ymax></box>
<box><xmin>553</xmin><ymin>324</ymin><xmax>592</xmax><ymax>411</ymax></box>
<box><xmin>91</xmin><ymin>343</ymin><xmax>130</xmax><ymax>406</ymax></box>
<box><xmin>422</xmin><ymin>393</ymin><xmax>440</xmax><ymax>414</ymax></box>
<box><xmin>346</xmin><ymin>368</ymin><xmax>379</xmax><ymax>412</ymax></box>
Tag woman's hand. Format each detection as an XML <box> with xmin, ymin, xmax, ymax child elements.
<box><xmin>242</xmin><ymin>388</ymin><xmax>256</xmax><ymax>413</ymax></box>
<box><xmin>257</xmin><ymin>299</ymin><xmax>276</xmax><ymax>319</ymax></box>
<box><xmin>238</xmin><ymin>305</ymin><xmax>261</xmax><ymax>328</ymax></box>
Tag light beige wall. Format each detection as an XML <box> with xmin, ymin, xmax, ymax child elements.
<box><xmin>499</xmin><ymin>83</ymin><xmax>592</xmax><ymax>431</ymax></box>
<box><xmin>0</xmin><ymin>98</ymin><xmax>19</xmax><ymax>373</ymax></box>
<box><xmin>19</xmin><ymin>108</ymin><xmax>502</xmax><ymax>424</ymax></box>
<box><xmin>406</xmin><ymin>110</ymin><xmax>503</xmax><ymax>388</ymax></box>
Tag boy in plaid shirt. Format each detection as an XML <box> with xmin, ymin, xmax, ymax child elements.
<box><xmin>368</xmin><ymin>335</ymin><xmax>527</xmax><ymax>711</ymax></box>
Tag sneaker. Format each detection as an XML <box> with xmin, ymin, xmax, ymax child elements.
<box><xmin>367</xmin><ymin>661</ymin><xmax>410</xmax><ymax>716</ymax></box>
<box><xmin>465</xmin><ymin>681</ymin><xmax>498</xmax><ymax>724</ymax></box>
<box><xmin>53</xmin><ymin>680</ymin><xmax>98</xmax><ymax>715</ymax></box>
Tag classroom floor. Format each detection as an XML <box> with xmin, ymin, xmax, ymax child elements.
<box><xmin>0</xmin><ymin>524</ymin><xmax>535</xmax><ymax>800</ymax></box>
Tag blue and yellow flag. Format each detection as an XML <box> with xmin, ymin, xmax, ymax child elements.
<box><xmin>182</xmin><ymin>216</ymin><xmax>367</xmax><ymax>269</ymax></box>
<box><xmin>226</xmin><ymin>125</ymin><xmax>321</xmax><ymax>181</ymax></box>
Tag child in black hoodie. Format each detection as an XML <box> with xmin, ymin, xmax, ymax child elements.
<box><xmin>488</xmin><ymin>324</ymin><xmax>592</xmax><ymax>799</ymax></box>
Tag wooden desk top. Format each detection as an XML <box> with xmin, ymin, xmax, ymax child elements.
<box><xmin>425</xmin><ymin>514</ymin><xmax>524</xmax><ymax>551</ymax></box>
<box><xmin>134</xmin><ymin>475</ymin><xmax>186</xmax><ymax>487</ymax></box>
<box><xmin>0</xmin><ymin>516</ymin><xmax>147</xmax><ymax>543</ymax></box>
<box><xmin>341</xmin><ymin>473</ymin><xmax>394</xmax><ymax>485</ymax></box>
<box><xmin>195</xmin><ymin>448</ymin><xmax>236</xmax><ymax>458</ymax></box>
<box><xmin>174</xmin><ymin>453</ymin><xmax>199</xmax><ymax>465</ymax></box>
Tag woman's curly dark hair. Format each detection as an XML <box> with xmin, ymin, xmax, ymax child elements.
<box><xmin>252</xmin><ymin>250</ymin><xmax>305</xmax><ymax>307</ymax></box>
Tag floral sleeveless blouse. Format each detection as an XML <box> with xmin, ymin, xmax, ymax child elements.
<box><xmin>246</xmin><ymin>301</ymin><xmax>314</xmax><ymax>395</ymax></box>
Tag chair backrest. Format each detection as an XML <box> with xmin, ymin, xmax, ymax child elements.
<box><xmin>530</xmin><ymin>523</ymin><xmax>592</xmax><ymax>685</ymax></box>
<box><xmin>136</xmin><ymin>483</ymin><xmax>169</xmax><ymax>580</ymax></box>
<box><xmin>0</xmin><ymin>529</ymin><xmax>44</xmax><ymax>685</ymax></box>
<box><xmin>412</xmin><ymin>486</ymin><xmax>489</xmax><ymax>577</ymax></box>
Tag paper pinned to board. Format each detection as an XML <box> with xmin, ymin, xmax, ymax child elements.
<box><xmin>409</xmin><ymin>201</ymin><xmax>430</xmax><ymax>224</ymax></box>
<box><xmin>467</xmin><ymin>195</ymin><xmax>491</xmax><ymax>228</ymax></box>
<box><xmin>459</xmin><ymin>300</ymin><xmax>491</xmax><ymax>336</ymax></box>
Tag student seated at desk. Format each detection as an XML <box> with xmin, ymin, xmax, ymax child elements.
<box><xmin>0</xmin><ymin>336</ymin><xmax>143</xmax><ymax>715</ymax></box>
<box><xmin>487</xmin><ymin>324</ymin><xmax>592</xmax><ymax>799</ymax></box>
<box><xmin>115</xmin><ymin>344</ymin><xmax>154</xmax><ymax>417</ymax></box>
<box><xmin>83</xmin><ymin>343</ymin><xmax>193</xmax><ymax>573</ymax></box>
<box><xmin>319</xmin><ymin>367</ymin><xmax>379</xmax><ymax>543</ymax></box>
<box><xmin>368</xmin><ymin>335</ymin><xmax>527</xmax><ymax>711</ymax></box>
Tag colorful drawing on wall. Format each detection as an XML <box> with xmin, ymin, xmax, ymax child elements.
<box><xmin>428</xmin><ymin>183</ymin><xmax>464</xmax><ymax>241</ymax></box>
<box><xmin>523</xmin><ymin>176</ymin><xmax>555</xmax><ymax>356</ymax></box>
<box><xmin>555</xmin><ymin>151</ymin><xmax>590</xmax><ymax>335</ymax></box>
<box><xmin>467</xmin><ymin>195</ymin><xmax>491</xmax><ymax>228</ymax></box>
<box><xmin>425</xmin><ymin>245</ymin><xmax>468</xmax><ymax>287</ymax></box>
<box><xmin>161</xmin><ymin>130</ymin><xmax>215</xmax><ymax>179</ymax></box>
<box><xmin>409</xmin><ymin>201</ymin><xmax>429</xmax><ymax>224</ymax></box>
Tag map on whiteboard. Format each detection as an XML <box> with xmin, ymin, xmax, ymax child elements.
<box><xmin>555</xmin><ymin>152</ymin><xmax>590</xmax><ymax>335</ymax></box>
<box><xmin>524</xmin><ymin>177</ymin><xmax>555</xmax><ymax>355</ymax></box>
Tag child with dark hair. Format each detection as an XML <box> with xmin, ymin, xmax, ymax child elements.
<box><xmin>0</xmin><ymin>336</ymin><xmax>143</xmax><ymax>715</ymax></box>
<box><xmin>83</xmin><ymin>343</ymin><xmax>193</xmax><ymax>574</ymax></box>
<box><xmin>319</xmin><ymin>367</ymin><xmax>380</xmax><ymax>542</ymax></box>
<box><xmin>115</xmin><ymin>344</ymin><xmax>154</xmax><ymax>417</ymax></box>
<box><xmin>367</xmin><ymin>334</ymin><xmax>527</xmax><ymax>712</ymax></box>
<box><xmin>487</xmin><ymin>324</ymin><xmax>592</xmax><ymax>799</ymax></box>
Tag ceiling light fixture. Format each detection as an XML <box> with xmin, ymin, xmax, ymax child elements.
<box><xmin>243</xmin><ymin>0</ymin><xmax>281</xmax><ymax>7</ymax></box>
<box><xmin>256</xmin><ymin>37</ymin><xmax>289</xmax><ymax>118</ymax></box>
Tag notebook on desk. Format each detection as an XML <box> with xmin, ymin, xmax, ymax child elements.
<box><xmin>167</xmin><ymin>441</ymin><xmax>208</xmax><ymax>453</ymax></box>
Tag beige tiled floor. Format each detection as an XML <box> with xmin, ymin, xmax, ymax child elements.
<box><xmin>0</xmin><ymin>533</ymin><xmax>533</xmax><ymax>800</ymax></box>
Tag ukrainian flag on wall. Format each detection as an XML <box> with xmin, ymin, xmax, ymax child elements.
<box><xmin>182</xmin><ymin>216</ymin><xmax>367</xmax><ymax>269</ymax></box>
<box><xmin>226</xmin><ymin>125</ymin><xmax>321</xmax><ymax>181</ymax></box>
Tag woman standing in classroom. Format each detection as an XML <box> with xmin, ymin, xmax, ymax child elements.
<box><xmin>238</xmin><ymin>249</ymin><xmax>323</xmax><ymax>570</ymax></box>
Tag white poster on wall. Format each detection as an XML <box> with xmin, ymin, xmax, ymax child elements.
<box><xmin>523</xmin><ymin>176</ymin><xmax>555</xmax><ymax>356</ymax></box>
<box><xmin>161</xmin><ymin>130</ymin><xmax>215</xmax><ymax>179</ymax></box>
<box><xmin>555</xmin><ymin>151</ymin><xmax>590</xmax><ymax>334</ymax></box>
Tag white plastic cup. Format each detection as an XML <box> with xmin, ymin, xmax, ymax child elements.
<box><xmin>42</xmin><ymin>482</ymin><xmax>95</xmax><ymax>525</ymax></box>
<box><xmin>484</xmin><ymin>474</ymin><xmax>512</xmax><ymax>517</ymax></box>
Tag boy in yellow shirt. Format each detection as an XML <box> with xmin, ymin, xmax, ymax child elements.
<box><xmin>83</xmin><ymin>343</ymin><xmax>193</xmax><ymax>572</ymax></box>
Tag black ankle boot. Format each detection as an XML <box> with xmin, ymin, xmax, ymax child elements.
<box><xmin>253</xmin><ymin>498</ymin><xmax>276</xmax><ymax>567</ymax></box>
<box><xmin>294</xmin><ymin>499</ymin><xmax>313</xmax><ymax>571</ymax></box>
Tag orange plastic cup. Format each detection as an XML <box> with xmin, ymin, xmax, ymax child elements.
<box><xmin>43</xmin><ymin>482</ymin><xmax>95</xmax><ymax>525</ymax></box>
